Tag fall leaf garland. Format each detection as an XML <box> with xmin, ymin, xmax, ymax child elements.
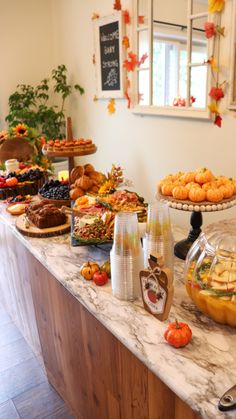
<box><xmin>206</xmin><ymin>0</ymin><xmax>225</xmax><ymax>127</ymax></box>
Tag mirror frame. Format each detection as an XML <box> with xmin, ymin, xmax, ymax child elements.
<box><xmin>132</xmin><ymin>0</ymin><xmax>214</xmax><ymax>119</ymax></box>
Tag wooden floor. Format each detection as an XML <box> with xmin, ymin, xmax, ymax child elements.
<box><xmin>0</xmin><ymin>303</ymin><xmax>75</xmax><ymax>419</ymax></box>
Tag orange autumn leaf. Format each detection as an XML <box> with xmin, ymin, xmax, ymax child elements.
<box><xmin>92</xmin><ymin>54</ymin><xmax>96</xmax><ymax>65</ymax></box>
<box><xmin>91</xmin><ymin>13</ymin><xmax>100</xmax><ymax>20</ymax></box>
<box><xmin>208</xmin><ymin>0</ymin><xmax>225</xmax><ymax>13</ymax></box>
<box><xmin>122</xmin><ymin>36</ymin><xmax>130</xmax><ymax>49</ymax></box>
<box><xmin>107</xmin><ymin>99</ymin><xmax>116</xmax><ymax>114</ymax></box>
<box><xmin>123</xmin><ymin>52</ymin><xmax>139</xmax><ymax>71</ymax></box>
<box><xmin>93</xmin><ymin>95</ymin><xmax>98</xmax><ymax>102</ymax></box>
<box><xmin>113</xmin><ymin>0</ymin><xmax>122</xmax><ymax>10</ymax></box>
<box><xmin>138</xmin><ymin>15</ymin><xmax>145</xmax><ymax>24</ymax></box>
<box><xmin>206</xmin><ymin>56</ymin><xmax>218</xmax><ymax>72</ymax></box>
<box><xmin>208</xmin><ymin>102</ymin><xmax>219</xmax><ymax>114</ymax></box>
<box><xmin>123</xmin><ymin>10</ymin><xmax>130</xmax><ymax>24</ymax></box>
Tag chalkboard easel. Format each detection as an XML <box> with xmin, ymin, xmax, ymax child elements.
<box><xmin>94</xmin><ymin>11</ymin><xmax>124</xmax><ymax>98</ymax></box>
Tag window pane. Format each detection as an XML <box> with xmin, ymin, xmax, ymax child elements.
<box><xmin>138</xmin><ymin>70</ymin><xmax>149</xmax><ymax>105</ymax></box>
<box><xmin>138</xmin><ymin>30</ymin><xmax>149</xmax><ymax>67</ymax></box>
<box><xmin>190</xmin><ymin>65</ymin><xmax>207</xmax><ymax>108</ymax></box>
<box><xmin>191</xmin><ymin>17</ymin><xmax>208</xmax><ymax>64</ymax></box>
<box><xmin>192</xmin><ymin>0</ymin><xmax>208</xmax><ymax>15</ymax></box>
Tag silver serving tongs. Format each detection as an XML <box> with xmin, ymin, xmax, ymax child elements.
<box><xmin>219</xmin><ymin>385</ymin><xmax>236</xmax><ymax>412</ymax></box>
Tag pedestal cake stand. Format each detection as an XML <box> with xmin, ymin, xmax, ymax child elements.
<box><xmin>158</xmin><ymin>194</ymin><xmax>236</xmax><ymax>260</ymax></box>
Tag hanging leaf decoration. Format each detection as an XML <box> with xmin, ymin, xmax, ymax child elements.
<box><xmin>122</xmin><ymin>36</ymin><xmax>130</xmax><ymax>49</ymax></box>
<box><xmin>113</xmin><ymin>0</ymin><xmax>122</xmax><ymax>10</ymax></box>
<box><xmin>123</xmin><ymin>10</ymin><xmax>130</xmax><ymax>24</ymax></box>
<box><xmin>107</xmin><ymin>99</ymin><xmax>116</xmax><ymax>114</ymax></box>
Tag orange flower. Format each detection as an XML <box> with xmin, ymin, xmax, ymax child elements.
<box><xmin>13</xmin><ymin>123</ymin><xmax>29</xmax><ymax>137</ymax></box>
<box><xmin>208</xmin><ymin>0</ymin><xmax>225</xmax><ymax>13</ymax></box>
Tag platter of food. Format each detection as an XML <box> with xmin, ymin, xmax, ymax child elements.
<box><xmin>42</xmin><ymin>138</ymin><xmax>97</xmax><ymax>158</ymax></box>
<box><xmin>16</xmin><ymin>200</ymin><xmax>70</xmax><ymax>237</ymax></box>
<box><xmin>157</xmin><ymin>168</ymin><xmax>236</xmax><ymax>212</ymax></box>
<box><xmin>38</xmin><ymin>179</ymin><xmax>70</xmax><ymax>207</ymax></box>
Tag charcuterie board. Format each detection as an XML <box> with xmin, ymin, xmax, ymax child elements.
<box><xmin>16</xmin><ymin>214</ymin><xmax>71</xmax><ymax>238</ymax></box>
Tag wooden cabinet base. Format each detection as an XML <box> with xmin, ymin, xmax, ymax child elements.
<box><xmin>0</xmin><ymin>221</ymin><xmax>199</xmax><ymax>419</ymax></box>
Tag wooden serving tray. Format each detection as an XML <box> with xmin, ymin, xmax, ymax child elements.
<box><xmin>16</xmin><ymin>214</ymin><xmax>71</xmax><ymax>238</ymax></box>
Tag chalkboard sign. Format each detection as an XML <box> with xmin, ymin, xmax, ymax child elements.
<box><xmin>94</xmin><ymin>12</ymin><xmax>124</xmax><ymax>98</ymax></box>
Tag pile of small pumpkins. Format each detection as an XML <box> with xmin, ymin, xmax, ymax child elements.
<box><xmin>70</xmin><ymin>164</ymin><xmax>105</xmax><ymax>200</ymax></box>
<box><xmin>80</xmin><ymin>260</ymin><xmax>111</xmax><ymax>286</ymax></box>
<box><xmin>158</xmin><ymin>168</ymin><xmax>236</xmax><ymax>203</ymax></box>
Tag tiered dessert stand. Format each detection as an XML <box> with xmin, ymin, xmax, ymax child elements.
<box><xmin>158</xmin><ymin>194</ymin><xmax>236</xmax><ymax>260</ymax></box>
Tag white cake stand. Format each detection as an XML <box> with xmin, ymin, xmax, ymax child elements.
<box><xmin>158</xmin><ymin>194</ymin><xmax>236</xmax><ymax>260</ymax></box>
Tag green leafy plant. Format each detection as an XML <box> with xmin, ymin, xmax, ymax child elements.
<box><xmin>5</xmin><ymin>64</ymin><xmax>84</xmax><ymax>139</ymax></box>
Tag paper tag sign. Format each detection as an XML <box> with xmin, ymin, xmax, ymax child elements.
<box><xmin>140</xmin><ymin>253</ymin><xmax>173</xmax><ymax>321</ymax></box>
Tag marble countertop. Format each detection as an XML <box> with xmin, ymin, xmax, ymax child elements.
<box><xmin>0</xmin><ymin>204</ymin><xmax>236</xmax><ymax>419</ymax></box>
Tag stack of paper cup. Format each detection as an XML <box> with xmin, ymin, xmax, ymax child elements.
<box><xmin>111</xmin><ymin>212</ymin><xmax>144</xmax><ymax>301</ymax></box>
<box><xmin>143</xmin><ymin>201</ymin><xmax>174</xmax><ymax>270</ymax></box>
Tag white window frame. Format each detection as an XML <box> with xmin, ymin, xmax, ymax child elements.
<box><xmin>132</xmin><ymin>0</ymin><xmax>213</xmax><ymax>119</ymax></box>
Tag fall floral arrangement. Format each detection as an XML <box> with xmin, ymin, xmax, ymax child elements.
<box><xmin>0</xmin><ymin>123</ymin><xmax>50</xmax><ymax>170</ymax></box>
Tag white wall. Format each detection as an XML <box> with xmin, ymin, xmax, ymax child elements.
<box><xmin>0</xmin><ymin>0</ymin><xmax>54</xmax><ymax>127</ymax></box>
<box><xmin>0</xmin><ymin>0</ymin><xmax>235</xmax><ymax>229</ymax></box>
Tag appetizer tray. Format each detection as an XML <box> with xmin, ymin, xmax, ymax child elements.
<box><xmin>16</xmin><ymin>214</ymin><xmax>71</xmax><ymax>238</ymax></box>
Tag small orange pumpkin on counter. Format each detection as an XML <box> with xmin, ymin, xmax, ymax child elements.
<box><xmin>80</xmin><ymin>261</ymin><xmax>100</xmax><ymax>280</ymax></box>
<box><xmin>164</xmin><ymin>319</ymin><xmax>192</xmax><ymax>348</ymax></box>
<box><xmin>188</xmin><ymin>187</ymin><xmax>206</xmax><ymax>202</ymax></box>
<box><xmin>172</xmin><ymin>185</ymin><xmax>188</xmax><ymax>200</ymax></box>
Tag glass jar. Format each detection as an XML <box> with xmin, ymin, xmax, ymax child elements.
<box><xmin>185</xmin><ymin>230</ymin><xmax>236</xmax><ymax>326</ymax></box>
<box><xmin>5</xmin><ymin>159</ymin><xmax>19</xmax><ymax>173</ymax></box>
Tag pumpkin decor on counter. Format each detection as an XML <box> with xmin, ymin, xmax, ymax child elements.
<box><xmin>80</xmin><ymin>261</ymin><xmax>100</xmax><ymax>280</ymax></box>
<box><xmin>164</xmin><ymin>320</ymin><xmax>192</xmax><ymax>348</ymax></box>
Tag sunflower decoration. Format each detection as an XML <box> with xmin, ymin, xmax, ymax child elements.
<box><xmin>12</xmin><ymin>123</ymin><xmax>29</xmax><ymax>137</ymax></box>
<box><xmin>5</xmin><ymin>123</ymin><xmax>52</xmax><ymax>171</ymax></box>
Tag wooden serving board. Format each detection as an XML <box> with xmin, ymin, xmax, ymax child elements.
<box><xmin>38</xmin><ymin>194</ymin><xmax>71</xmax><ymax>208</ymax></box>
<box><xmin>16</xmin><ymin>214</ymin><xmax>71</xmax><ymax>238</ymax></box>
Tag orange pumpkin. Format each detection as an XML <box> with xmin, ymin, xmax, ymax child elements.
<box><xmin>161</xmin><ymin>182</ymin><xmax>175</xmax><ymax>196</ymax></box>
<box><xmin>185</xmin><ymin>182</ymin><xmax>201</xmax><ymax>190</ymax></box>
<box><xmin>181</xmin><ymin>171</ymin><xmax>196</xmax><ymax>184</ymax></box>
<box><xmin>219</xmin><ymin>184</ymin><xmax>234</xmax><ymax>199</ymax></box>
<box><xmin>206</xmin><ymin>188</ymin><xmax>224</xmax><ymax>202</ymax></box>
<box><xmin>172</xmin><ymin>186</ymin><xmax>189</xmax><ymax>200</ymax></box>
<box><xmin>80</xmin><ymin>261</ymin><xmax>100</xmax><ymax>280</ymax></box>
<box><xmin>188</xmin><ymin>187</ymin><xmax>206</xmax><ymax>202</ymax></box>
<box><xmin>201</xmin><ymin>181</ymin><xmax>217</xmax><ymax>191</ymax></box>
<box><xmin>164</xmin><ymin>320</ymin><xmax>192</xmax><ymax>348</ymax></box>
<box><xmin>195</xmin><ymin>168</ymin><xmax>214</xmax><ymax>184</ymax></box>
